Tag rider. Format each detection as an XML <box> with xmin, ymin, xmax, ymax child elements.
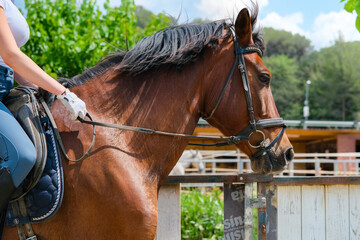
<box><xmin>0</xmin><ymin>0</ymin><xmax>87</xmax><ymax>229</ymax></box>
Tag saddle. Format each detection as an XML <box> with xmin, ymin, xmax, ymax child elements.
<box><xmin>3</xmin><ymin>87</ymin><xmax>48</xmax><ymax>201</ymax></box>
<box><xmin>2</xmin><ymin>87</ymin><xmax>64</xmax><ymax>239</ymax></box>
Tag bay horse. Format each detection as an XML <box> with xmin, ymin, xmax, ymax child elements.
<box><xmin>4</xmin><ymin>6</ymin><xmax>293</xmax><ymax>240</ymax></box>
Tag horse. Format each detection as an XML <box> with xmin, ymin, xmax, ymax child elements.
<box><xmin>170</xmin><ymin>150</ymin><xmax>205</xmax><ymax>175</ymax></box>
<box><xmin>4</xmin><ymin>5</ymin><xmax>294</xmax><ymax>240</ymax></box>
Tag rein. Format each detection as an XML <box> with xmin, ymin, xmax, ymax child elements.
<box><xmin>77</xmin><ymin>116</ymin><xmax>249</xmax><ymax>147</ymax></box>
<box><xmin>40</xmin><ymin>100</ymin><xmax>249</xmax><ymax>163</ymax></box>
<box><xmin>45</xmin><ymin>34</ymin><xmax>286</xmax><ymax>163</ymax></box>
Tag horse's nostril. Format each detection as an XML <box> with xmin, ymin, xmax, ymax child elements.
<box><xmin>284</xmin><ymin>147</ymin><xmax>294</xmax><ymax>162</ymax></box>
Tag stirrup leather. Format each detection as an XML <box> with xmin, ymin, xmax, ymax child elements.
<box><xmin>0</xmin><ymin>168</ymin><xmax>16</xmax><ymax>212</ymax></box>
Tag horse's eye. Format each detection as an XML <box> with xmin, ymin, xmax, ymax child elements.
<box><xmin>258</xmin><ymin>74</ymin><xmax>271</xmax><ymax>85</ymax></box>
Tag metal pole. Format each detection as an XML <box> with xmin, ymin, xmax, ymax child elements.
<box><xmin>237</xmin><ymin>149</ymin><xmax>243</xmax><ymax>173</ymax></box>
<box><xmin>303</xmin><ymin>80</ymin><xmax>311</xmax><ymax>129</ymax></box>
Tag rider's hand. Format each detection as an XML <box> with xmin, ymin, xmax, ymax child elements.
<box><xmin>57</xmin><ymin>89</ymin><xmax>88</xmax><ymax>120</ymax></box>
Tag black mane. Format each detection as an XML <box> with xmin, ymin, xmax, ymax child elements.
<box><xmin>60</xmin><ymin>5</ymin><xmax>264</xmax><ymax>89</ymax></box>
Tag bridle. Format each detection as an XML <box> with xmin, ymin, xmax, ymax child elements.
<box><xmin>202</xmin><ymin>33</ymin><xmax>286</xmax><ymax>159</ymax></box>
<box><xmin>41</xmin><ymin>32</ymin><xmax>286</xmax><ymax>162</ymax></box>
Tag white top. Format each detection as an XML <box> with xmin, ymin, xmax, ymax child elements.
<box><xmin>0</xmin><ymin>0</ymin><xmax>30</xmax><ymax>68</ymax></box>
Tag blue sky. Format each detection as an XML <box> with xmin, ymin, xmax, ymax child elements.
<box><xmin>15</xmin><ymin>0</ymin><xmax>360</xmax><ymax>50</ymax></box>
<box><xmin>132</xmin><ymin>0</ymin><xmax>360</xmax><ymax>50</ymax></box>
<box><xmin>259</xmin><ymin>1</ymin><xmax>344</xmax><ymax>27</ymax></box>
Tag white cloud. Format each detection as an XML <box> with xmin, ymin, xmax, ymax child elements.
<box><xmin>258</xmin><ymin>0</ymin><xmax>269</xmax><ymax>8</ymax></box>
<box><xmin>309</xmin><ymin>10</ymin><xmax>360</xmax><ymax>49</ymax></box>
<box><xmin>195</xmin><ymin>0</ymin><xmax>269</xmax><ymax>21</ymax></box>
<box><xmin>261</xmin><ymin>12</ymin><xmax>305</xmax><ymax>35</ymax></box>
<box><xmin>260</xmin><ymin>10</ymin><xmax>360</xmax><ymax>50</ymax></box>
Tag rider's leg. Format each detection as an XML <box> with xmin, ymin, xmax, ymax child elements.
<box><xmin>0</xmin><ymin>66</ymin><xmax>36</xmax><ymax>214</ymax></box>
<box><xmin>0</xmin><ymin>67</ymin><xmax>36</xmax><ymax>239</ymax></box>
<box><xmin>0</xmin><ymin>101</ymin><xmax>37</xmax><ymax>238</ymax></box>
<box><xmin>0</xmin><ymin>102</ymin><xmax>37</xmax><ymax>212</ymax></box>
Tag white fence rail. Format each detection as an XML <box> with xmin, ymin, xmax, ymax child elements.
<box><xmin>174</xmin><ymin>150</ymin><xmax>360</xmax><ymax>176</ymax></box>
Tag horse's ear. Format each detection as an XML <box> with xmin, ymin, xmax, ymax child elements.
<box><xmin>235</xmin><ymin>8</ymin><xmax>252</xmax><ymax>47</ymax></box>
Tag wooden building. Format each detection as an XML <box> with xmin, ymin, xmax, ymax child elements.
<box><xmin>187</xmin><ymin>120</ymin><xmax>360</xmax><ymax>174</ymax></box>
<box><xmin>189</xmin><ymin>119</ymin><xmax>360</xmax><ymax>154</ymax></box>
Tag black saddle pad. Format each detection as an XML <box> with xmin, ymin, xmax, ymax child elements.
<box><xmin>6</xmin><ymin>115</ymin><xmax>64</xmax><ymax>225</ymax></box>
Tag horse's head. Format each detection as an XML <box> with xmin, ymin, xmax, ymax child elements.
<box><xmin>202</xmin><ymin>8</ymin><xmax>294</xmax><ymax>175</ymax></box>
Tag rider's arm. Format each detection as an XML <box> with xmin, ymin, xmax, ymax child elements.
<box><xmin>0</xmin><ymin>7</ymin><xmax>66</xmax><ymax>95</ymax></box>
<box><xmin>14</xmin><ymin>72</ymin><xmax>38</xmax><ymax>89</ymax></box>
<box><xmin>0</xmin><ymin>6</ymin><xmax>87</xmax><ymax>120</ymax></box>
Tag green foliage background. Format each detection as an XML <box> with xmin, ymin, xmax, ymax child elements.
<box><xmin>263</xmin><ymin>27</ymin><xmax>360</xmax><ymax>121</ymax></box>
<box><xmin>181</xmin><ymin>188</ymin><xmax>224</xmax><ymax>239</ymax></box>
<box><xmin>22</xmin><ymin>0</ymin><xmax>170</xmax><ymax>78</ymax></box>
<box><xmin>263</xmin><ymin>55</ymin><xmax>303</xmax><ymax>120</ymax></box>
<box><xmin>308</xmin><ymin>40</ymin><xmax>360</xmax><ymax>120</ymax></box>
<box><xmin>263</xmin><ymin>28</ymin><xmax>312</xmax><ymax>59</ymax></box>
<box><xmin>342</xmin><ymin>0</ymin><xmax>360</xmax><ymax>31</ymax></box>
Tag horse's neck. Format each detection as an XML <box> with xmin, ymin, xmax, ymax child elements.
<box><xmin>83</xmin><ymin>69</ymin><xmax>202</xmax><ymax>129</ymax></box>
<box><xmin>72</xmin><ymin>66</ymin><xmax>204</xmax><ymax>183</ymax></box>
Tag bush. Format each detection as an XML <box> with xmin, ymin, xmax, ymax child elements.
<box><xmin>181</xmin><ymin>188</ymin><xmax>224</xmax><ymax>239</ymax></box>
<box><xmin>22</xmin><ymin>0</ymin><xmax>170</xmax><ymax>78</ymax></box>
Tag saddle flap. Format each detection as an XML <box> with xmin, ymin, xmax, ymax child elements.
<box><xmin>2</xmin><ymin>87</ymin><xmax>48</xmax><ymax>201</ymax></box>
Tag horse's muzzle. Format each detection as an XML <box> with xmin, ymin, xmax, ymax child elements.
<box><xmin>250</xmin><ymin>147</ymin><xmax>294</xmax><ymax>175</ymax></box>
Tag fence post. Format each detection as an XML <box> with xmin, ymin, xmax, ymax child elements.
<box><xmin>224</xmin><ymin>183</ymin><xmax>247</xmax><ymax>240</ymax></box>
<box><xmin>237</xmin><ymin>149</ymin><xmax>243</xmax><ymax>173</ymax></box>
<box><xmin>212</xmin><ymin>161</ymin><xmax>216</xmax><ymax>174</ymax></box>
<box><xmin>334</xmin><ymin>160</ymin><xmax>339</xmax><ymax>176</ymax></box>
<box><xmin>257</xmin><ymin>182</ymin><xmax>277</xmax><ymax>240</ymax></box>
<box><xmin>156</xmin><ymin>183</ymin><xmax>181</xmax><ymax>240</ymax></box>
<box><xmin>344</xmin><ymin>159</ymin><xmax>348</xmax><ymax>175</ymax></box>
<box><xmin>247</xmin><ymin>161</ymin><xmax>252</xmax><ymax>173</ymax></box>
<box><xmin>257</xmin><ymin>182</ymin><xmax>266</xmax><ymax>240</ymax></box>
<box><xmin>289</xmin><ymin>161</ymin><xmax>294</xmax><ymax>177</ymax></box>
<box><xmin>244</xmin><ymin>183</ymin><xmax>253</xmax><ymax>239</ymax></box>
<box><xmin>315</xmin><ymin>153</ymin><xmax>321</xmax><ymax>176</ymax></box>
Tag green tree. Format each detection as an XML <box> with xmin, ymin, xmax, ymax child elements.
<box><xmin>191</xmin><ymin>18</ymin><xmax>211</xmax><ymax>24</ymax></box>
<box><xmin>141</xmin><ymin>12</ymin><xmax>171</xmax><ymax>36</ymax></box>
<box><xmin>263</xmin><ymin>27</ymin><xmax>312</xmax><ymax>59</ymax></box>
<box><xmin>263</xmin><ymin>55</ymin><xmax>303</xmax><ymax>119</ymax></box>
<box><xmin>308</xmin><ymin>39</ymin><xmax>360</xmax><ymax>120</ymax></box>
<box><xmin>22</xmin><ymin>0</ymin><xmax>170</xmax><ymax>78</ymax></box>
<box><xmin>342</xmin><ymin>0</ymin><xmax>360</xmax><ymax>31</ymax></box>
<box><xmin>135</xmin><ymin>5</ymin><xmax>152</xmax><ymax>28</ymax></box>
<box><xmin>263</xmin><ymin>28</ymin><xmax>313</xmax><ymax>120</ymax></box>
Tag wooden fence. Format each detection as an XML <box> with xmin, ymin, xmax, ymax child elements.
<box><xmin>156</xmin><ymin>174</ymin><xmax>360</xmax><ymax>240</ymax></box>
<box><xmin>175</xmin><ymin>151</ymin><xmax>360</xmax><ymax>176</ymax></box>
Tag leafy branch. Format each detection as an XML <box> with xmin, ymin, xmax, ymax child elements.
<box><xmin>341</xmin><ymin>0</ymin><xmax>360</xmax><ymax>31</ymax></box>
